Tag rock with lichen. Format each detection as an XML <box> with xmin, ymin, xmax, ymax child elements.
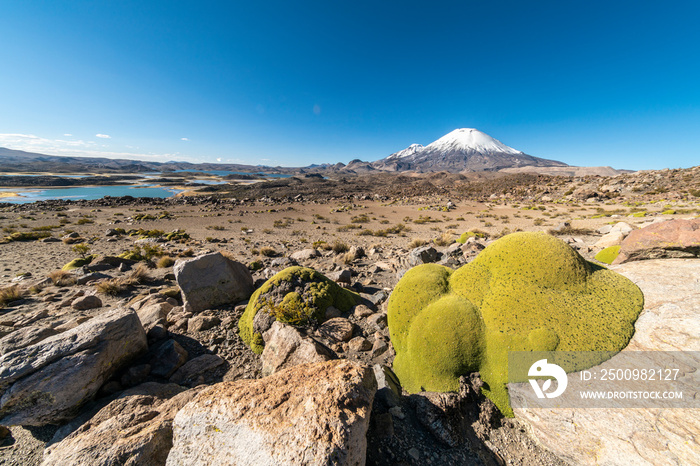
<box><xmin>238</xmin><ymin>266</ymin><xmax>360</xmax><ymax>354</ymax></box>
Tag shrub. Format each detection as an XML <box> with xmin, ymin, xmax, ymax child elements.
<box><xmin>260</xmin><ymin>246</ymin><xmax>277</xmax><ymax>257</ymax></box>
<box><xmin>433</xmin><ymin>232</ymin><xmax>454</xmax><ymax>247</ymax></box>
<box><xmin>0</xmin><ymin>285</ymin><xmax>25</xmax><ymax>308</ymax></box>
<box><xmin>408</xmin><ymin>238</ymin><xmax>427</xmax><ymax>249</ymax></box>
<box><xmin>456</xmin><ymin>230</ymin><xmax>488</xmax><ymax>243</ymax></box>
<box><xmin>62</xmin><ymin>254</ymin><xmax>97</xmax><ymax>271</ymax></box>
<box><xmin>388</xmin><ymin>232</ymin><xmax>643</xmax><ymax>417</ymax></box>
<box><xmin>156</xmin><ymin>256</ymin><xmax>176</xmax><ymax>268</ymax></box>
<box><xmin>6</xmin><ymin>231</ymin><xmax>51</xmax><ymax>242</ymax></box>
<box><xmin>48</xmin><ymin>269</ymin><xmax>76</xmax><ymax>286</ymax></box>
<box><xmin>331</xmin><ymin>241</ymin><xmax>349</xmax><ymax>254</ymax></box>
<box><xmin>72</xmin><ymin>243</ymin><xmax>91</xmax><ymax>258</ymax></box>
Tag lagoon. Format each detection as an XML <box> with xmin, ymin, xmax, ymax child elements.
<box><xmin>0</xmin><ymin>184</ymin><xmax>183</xmax><ymax>204</ymax></box>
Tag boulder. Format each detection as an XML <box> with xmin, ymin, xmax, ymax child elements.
<box><xmin>166</xmin><ymin>360</ymin><xmax>376</xmax><ymax>466</ymax></box>
<box><xmin>0</xmin><ymin>325</ymin><xmax>57</xmax><ymax>355</ymax></box>
<box><xmin>174</xmin><ymin>252</ymin><xmax>254</xmax><ymax>313</ymax></box>
<box><xmin>407</xmin><ymin>246</ymin><xmax>438</xmax><ymax>267</ymax></box>
<box><xmin>71</xmin><ymin>294</ymin><xmax>103</xmax><ymax>310</ymax></box>
<box><xmin>149</xmin><ymin>340</ymin><xmax>189</xmax><ymax>378</ymax></box>
<box><xmin>613</xmin><ymin>218</ymin><xmax>700</xmax><ymax>264</ymax></box>
<box><xmin>289</xmin><ymin>248</ymin><xmax>320</xmax><ymax>261</ymax></box>
<box><xmin>42</xmin><ymin>383</ymin><xmax>202</xmax><ymax>466</ymax></box>
<box><xmin>511</xmin><ymin>259</ymin><xmax>700</xmax><ymax>465</ymax></box>
<box><xmin>187</xmin><ymin>315</ymin><xmax>221</xmax><ymax>333</ymax></box>
<box><xmin>138</xmin><ymin>302</ymin><xmax>174</xmax><ymax>332</ymax></box>
<box><xmin>169</xmin><ymin>354</ymin><xmax>225</xmax><ymax>386</ymax></box>
<box><xmin>0</xmin><ymin>308</ymin><xmax>147</xmax><ymax>426</ymax></box>
<box><xmin>593</xmin><ymin>231</ymin><xmax>625</xmax><ymax>249</ymax></box>
<box><xmin>261</xmin><ymin>321</ymin><xmax>334</xmax><ymax>377</ymax></box>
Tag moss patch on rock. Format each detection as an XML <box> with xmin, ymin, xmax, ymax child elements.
<box><xmin>388</xmin><ymin>232</ymin><xmax>644</xmax><ymax>416</ymax></box>
<box><xmin>62</xmin><ymin>254</ymin><xmax>97</xmax><ymax>271</ymax></box>
<box><xmin>595</xmin><ymin>245</ymin><xmax>621</xmax><ymax>264</ymax></box>
<box><xmin>239</xmin><ymin>266</ymin><xmax>360</xmax><ymax>354</ymax></box>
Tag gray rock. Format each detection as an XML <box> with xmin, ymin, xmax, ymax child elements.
<box><xmin>328</xmin><ymin>269</ymin><xmax>352</xmax><ymax>284</ymax></box>
<box><xmin>149</xmin><ymin>339</ymin><xmax>188</xmax><ymax>378</ymax></box>
<box><xmin>169</xmin><ymin>354</ymin><xmax>225</xmax><ymax>386</ymax></box>
<box><xmin>348</xmin><ymin>337</ymin><xmax>372</xmax><ymax>352</ymax></box>
<box><xmin>408</xmin><ymin>246</ymin><xmax>438</xmax><ymax>267</ymax></box>
<box><xmin>187</xmin><ymin>315</ymin><xmax>221</xmax><ymax>333</ymax></box>
<box><xmin>76</xmin><ymin>272</ymin><xmax>112</xmax><ymax>285</ymax></box>
<box><xmin>324</xmin><ymin>306</ymin><xmax>342</xmax><ymax>319</ymax></box>
<box><xmin>353</xmin><ymin>304</ymin><xmax>374</xmax><ymax>319</ymax></box>
<box><xmin>367</xmin><ymin>312</ymin><xmax>388</xmax><ymax>330</ymax></box>
<box><xmin>0</xmin><ymin>325</ymin><xmax>57</xmax><ymax>355</ymax></box>
<box><xmin>121</xmin><ymin>364</ymin><xmax>152</xmax><ymax>387</ymax></box>
<box><xmin>372</xmin><ymin>364</ymin><xmax>401</xmax><ymax>408</ymax></box>
<box><xmin>166</xmin><ymin>360</ymin><xmax>376</xmax><ymax>466</ymax></box>
<box><xmin>71</xmin><ymin>294</ymin><xmax>102</xmax><ymax>310</ymax></box>
<box><xmin>0</xmin><ymin>308</ymin><xmax>147</xmax><ymax>426</ymax></box>
<box><xmin>137</xmin><ymin>301</ymin><xmax>174</xmax><ymax>332</ymax></box>
<box><xmin>261</xmin><ymin>321</ymin><xmax>335</xmax><ymax>377</ymax></box>
<box><xmin>174</xmin><ymin>252</ymin><xmax>253</xmax><ymax>313</ymax></box>
<box><xmin>289</xmin><ymin>248</ymin><xmax>320</xmax><ymax>261</ymax></box>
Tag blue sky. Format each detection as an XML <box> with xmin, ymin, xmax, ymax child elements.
<box><xmin>1</xmin><ymin>1</ymin><xmax>699</xmax><ymax>170</ymax></box>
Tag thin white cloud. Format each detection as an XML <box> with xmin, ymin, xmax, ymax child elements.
<box><xmin>63</xmin><ymin>133</ymin><xmax>73</xmax><ymax>137</ymax></box>
<box><xmin>181</xmin><ymin>137</ymin><xmax>189</xmax><ymax>141</ymax></box>
<box><xmin>95</xmin><ymin>134</ymin><xmax>111</xmax><ymax>139</ymax></box>
<box><xmin>0</xmin><ymin>133</ymin><xmax>202</xmax><ymax>163</ymax></box>
<box><xmin>216</xmin><ymin>157</ymin><xmax>222</xmax><ymax>162</ymax></box>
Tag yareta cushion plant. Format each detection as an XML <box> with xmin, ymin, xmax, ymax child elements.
<box><xmin>239</xmin><ymin>266</ymin><xmax>360</xmax><ymax>354</ymax></box>
<box><xmin>387</xmin><ymin>232</ymin><xmax>644</xmax><ymax>416</ymax></box>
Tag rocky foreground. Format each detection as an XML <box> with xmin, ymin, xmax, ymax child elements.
<box><xmin>0</xmin><ymin>172</ymin><xmax>699</xmax><ymax>465</ymax></box>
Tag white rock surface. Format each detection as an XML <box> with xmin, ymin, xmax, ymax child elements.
<box><xmin>166</xmin><ymin>360</ymin><xmax>376</xmax><ymax>466</ymax></box>
<box><xmin>511</xmin><ymin>259</ymin><xmax>700</xmax><ymax>465</ymax></box>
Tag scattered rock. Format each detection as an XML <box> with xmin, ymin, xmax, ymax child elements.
<box><xmin>187</xmin><ymin>315</ymin><xmax>221</xmax><ymax>333</ymax></box>
<box><xmin>71</xmin><ymin>294</ymin><xmax>103</xmax><ymax>310</ymax></box>
<box><xmin>348</xmin><ymin>336</ymin><xmax>372</xmax><ymax>352</ymax></box>
<box><xmin>328</xmin><ymin>268</ymin><xmax>353</xmax><ymax>284</ymax></box>
<box><xmin>318</xmin><ymin>317</ymin><xmax>354</xmax><ymax>342</ymax></box>
<box><xmin>169</xmin><ymin>354</ymin><xmax>225</xmax><ymax>386</ymax></box>
<box><xmin>260</xmin><ymin>321</ymin><xmax>335</xmax><ymax>376</ymax></box>
<box><xmin>408</xmin><ymin>246</ymin><xmax>438</xmax><ymax>267</ymax></box>
<box><xmin>353</xmin><ymin>304</ymin><xmax>374</xmax><ymax>319</ymax></box>
<box><xmin>138</xmin><ymin>302</ymin><xmax>174</xmax><ymax>332</ymax></box>
<box><xmin>174</xmin><ymin>252</ymin><xmax>254</xmax><ymax>313</ymax></box>
<box><xmin>289</xmin><ymin>248</ymin><xmax>320</xmax><ymax>261</ymax></box>
<box><xmin>0</xmin><ymin>308</ymin><xmax>147</xmax><ymax>426</ymax></box>
<box><xmin>166</xmin><ymin>360</ymin><xmax>376</xmax><ymax>466</ymax></box>
<box><xmin>149</xmin><ymin>339</ymin><xmax>189</xmax><ymax>378</ymax></box>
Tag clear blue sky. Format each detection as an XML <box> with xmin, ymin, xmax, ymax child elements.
<box><xmin>1</xmin><ymin>1</ymin><xmax>699</xmax><ymax>170</ymax></box>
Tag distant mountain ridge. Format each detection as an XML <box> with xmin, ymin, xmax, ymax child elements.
<box><xmin>0</xmin><ymin>147</ymin><xmax>291</xmax><ymax>175</ymax></box>
<box><xmin>374</xmin><ymin>128</ymin><xmax>568</xmax><ymax>172</ymax></box>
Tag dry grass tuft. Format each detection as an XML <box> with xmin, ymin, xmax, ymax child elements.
<box><xmin>48</xmin><ymin>269</ymin><xmax>77</xmax><ymax>286</ymax></box>
<box><xmin>259</xmin><ymin>246</ymin><xmax>277</xmax><ymax>257</ymax></box>
<box><xmin>408</xmin><ymin>238</ymin><xmax>428</xmax><ymax>249</ymax></box>
<box><xmin>0</xmin><ymin>285</ymin><xmax>26</xmax><ymax>308</ymax></box>
<box><xmin>433</xmin><ymin>232</ymin><xmax>454</xmax><ymax>247</ymax></box>
<box><xmin>95</xmin><ymin>263</ymin><xmax>152</xmax><ymax>295</ymax></box>
<box><xmin>156</xmin><ymin>256</ymin><xmax>176</xmax><ymax>268</ymax></box>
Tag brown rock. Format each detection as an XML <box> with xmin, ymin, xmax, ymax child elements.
<box><xmin>187</xmin><ymin>315</ymin><xmax>221</xmax><ymax>333</ymax></box>
<box><xmin>42</xmin><ymin>383</ymin><xmax>202</xmax><ymax>466</ymax></box>
<box><xmin>166</xmin><ymin>360</ymin><xmax>376</xmax><ymax>466</ymax></box>
<box><xmin>614</xmin><ymin>218</ymin><xmax>700</xmax><ymax>264</ymax></box>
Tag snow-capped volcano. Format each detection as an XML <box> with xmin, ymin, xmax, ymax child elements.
<box><xmin>376</xmin><ymin>128</ymin><xmax>566</xmax><ymax>172</ymax></box>
<box><xmin>423</xmin><ymin>128</ymin><xmax>522</xmax><ymax>156</ymax></box>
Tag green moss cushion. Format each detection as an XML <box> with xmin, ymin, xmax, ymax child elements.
<box><xmin>239</xmin><ymin>266</ymin><xmax>360</xmax><ymax>354</ymax></box>
<box><xmin>595</xmin><ymin>245</ymin><xmax>621</xmax><ymax>264</ymax></box>
<box><xmin>388</xmin><ymin>232</ymin><xmax>644</xmax><ymax>416</ymax></box>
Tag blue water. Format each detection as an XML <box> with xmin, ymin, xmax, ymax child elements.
<box><xmin>172</xmin><ymin>169</ymin><xmax>290</xmax><ymax>178</ymax></box>
<box><xmin>0</xmin><ymin>185</ymin><xmax>183</xmax><ymax>204</ymax></box>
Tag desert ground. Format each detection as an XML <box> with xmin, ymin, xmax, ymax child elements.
<box><xmin>0</xmin><ymin>167</ymin><xmax>699</xmax><ymax>465</ymax></box>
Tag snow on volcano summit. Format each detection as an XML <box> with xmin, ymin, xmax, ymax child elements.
<box><xmin>424</xmin><ymin>128</ymin><xmax>523</xmax><ymax>156</ymax></box>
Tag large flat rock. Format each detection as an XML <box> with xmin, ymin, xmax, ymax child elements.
<box><xmin>166</xmin><ymin>360</ymin><xmax>376</xmax><ymax>466</ymax></box>
<box><xmin>511</xmin><ymin>259</ymin><xmax>700</xmax><ymax>465</ymax></box>
<box><xmin>0</xmin><ymin>308</ymin><xmax>147</xmax><ymax>426</ymax></box>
